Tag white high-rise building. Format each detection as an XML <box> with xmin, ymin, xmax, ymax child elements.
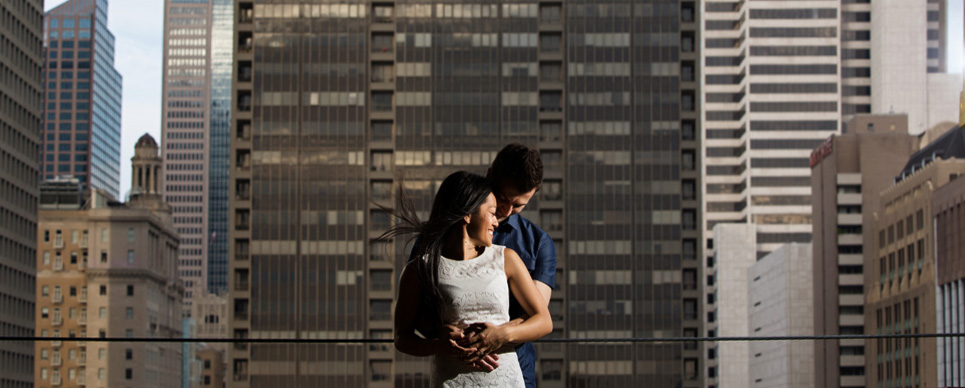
<box><xmin>711</xmin><ymin>224</ymin><xmax>757</xmax><ymax>388</ymax></box>
<box><xmin>701</xmin><ymin>2</ymin><xmax>841</xmax><ymax>380</ymax></box>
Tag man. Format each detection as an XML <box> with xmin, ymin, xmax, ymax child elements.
<box><xmin>461</xmin><ymin>143</ymin><xmax>557</xmax><ymax>388</ymax></box>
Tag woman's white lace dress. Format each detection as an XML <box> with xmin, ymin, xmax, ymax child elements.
<box><xmin>431</xmin><ymin>245</ymin><xmax>524</xmax><ymax>388</ymax></box>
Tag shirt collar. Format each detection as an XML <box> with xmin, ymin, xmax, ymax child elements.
<box><xmin>497</xmin><ymin>213</ymin><xmax>522</xmax><ymax>232</ymax></box>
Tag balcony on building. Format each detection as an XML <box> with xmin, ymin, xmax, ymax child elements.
<box><xmin>235</xmin><ymin>209</ymin><xmax>250</xmax><ymax>231</ymax></box>
<box><xmin>237</xmin><ymin>91</ymin><xmax>252</xmax><ymax>112</ymax></box>
<box><xmin>233</xmin><ymin>299</ymin><xmax>249</xmax><ymax>321</ymax></box>
<box><xmin>238</xmin><ymin>61</ymin><xmax>252</xmax><ymax>83</ymax></box>
<box><xmin>235</xmin><ymin>149</ymin><xmax>251</xmax><ymax>169</ymax></box>
<box><xmin>539</xmin><ymin>4</ymin><xmax>561</xmax><ymax>27</ymax></box>
<box><xmin>371</xmin><ymin>33</ymin><xmax>394</xmax><ymax>54</ymax></box>
<box><xmin>237</xmin><ymin>120</ymin><xmax>251</xmax><ymax>141</ymax></box>
<box><xmin>239</xmin><ymin>3</ymin><xmax>254</xmax><ymax>24</ymax></box>
<box><xmin>238</xmin><ymin>31</ymin><xmax>253</xmax><ymax>54</ymax></box>
<box><xmin>373</xmin><ymin>4</ymin><xmax>394</xmax><ymax>24</ymax></box>
<box><xmin>235</xmin><ymin>179</ymin><xmax>250</xmax><ymax>201</ymax></box>
<box><xmin>235</xmin><ymin>269</ymin><xmax>250</xmax><ymax>291</ymax></box>
<box><xmin>539</xmin><ymin>33</ymin><xmax>561</xmax><ymax>57</ymax></box>
<box><xmin>539</xmin><ymin>91</ymin><xmax>562</xmax><ymax>112</ymax></box>
<box><xmin>235</xmin><ymin>239</ymin><xmax>249</xmax><ymax>261</ymax></box>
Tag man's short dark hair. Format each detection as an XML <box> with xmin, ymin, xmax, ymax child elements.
<box><xmin>490</xmin><ymin>143</ymin><xmax>543</xmax><ymax>193</ymax></box>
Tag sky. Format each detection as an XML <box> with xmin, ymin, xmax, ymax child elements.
<box><xmin>45</xmin><ymin>0</ymin><xmax>965</xmax><ymax>197</ymax></box>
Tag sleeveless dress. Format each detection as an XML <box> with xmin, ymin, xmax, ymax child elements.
<box><xmin>431</xmin><ymin>245</ymin><xmax>525</xmax><ymax>388</ymax></box>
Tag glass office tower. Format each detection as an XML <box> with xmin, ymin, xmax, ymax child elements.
<box><xmin>228</xmin><ymin>1</ymin><xmax>703</xmax><ymax>386</ymax></box>
<box><xmin>160</xmin><ymin>0</ymin><xmax>233</xmax><ymax>311</ymax></box>
<box><xmin>43</xmin><ymin>0</ymin><xmax>122</xmax><ymax>199</ymax></box>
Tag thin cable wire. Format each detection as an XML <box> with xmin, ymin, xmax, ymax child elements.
<box><xmin>2</xmin><ymin>333</ymin><xmax>963</xmax><ymax>344</ymax></box>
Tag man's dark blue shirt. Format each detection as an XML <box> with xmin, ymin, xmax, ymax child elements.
<box><xmin>493</xmin><ymin>213</ymin><xmax>557</xmax><ymax>388</ymax></box>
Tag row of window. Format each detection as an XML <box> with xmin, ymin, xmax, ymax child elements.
<box><xmin>46</xmin><ymin>18</ymin><xmax>91</xmax><ymax>29</ymax></box>
<box><xmin>46</xmin><ymin>30</ymin><xmax>91</xmax><ymax>40</ymax></box>
<box><xmin>879</xmin><ymin>210</ymin><xmax>926</xmax><ymax>248</ymax></box>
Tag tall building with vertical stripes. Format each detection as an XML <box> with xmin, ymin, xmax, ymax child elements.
<box><xmin>0</xmin><ymin>1</ymin><xmax>43</xmax><ymax>387</ymax></box>
<box><xmin>227</xmin><ymin>1</ymin><xmax>703</xmax><ymax>386</ymax></box>
<box><xmin>160</xmin><ymin>0</ymin><xmax>233</xmax><ymax>311</ymax></box>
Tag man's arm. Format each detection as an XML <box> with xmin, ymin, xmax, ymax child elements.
<box><xmin>502</xmin><ymin>235</ymin><xmax>556</xmax><ymax>329</ymax></box>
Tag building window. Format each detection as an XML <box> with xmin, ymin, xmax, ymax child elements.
<box><xmin>126</xmin><ymin>348</ymin><xmax>133</xmax><ymax>360</ymax></box>
<box><xmin>127</xmin><ymin>228</ymin><xmax>135</xmax><ymax>242</ymax></box>
<box><xmin>127</xmin><ymin>250</ymin><xmax>135</xmax><ymax>264</ymax></box>
<box><xmin>126</xmin><ymin>285</ymin><xmax>134</xmax><ymax>296</ymax></box>
<box><xmin>125</xmin><ymin>307</ymin><xmax>134</xmax><ymax>320</ymax></box>
<box><xmin>370</xmin><ymin>300</ymin><xmax>392</xmax><ymax>321</ymax></box>
<box><xmin>125</xmin><ymin>368</ymin><xmax>133</xmax><ymax>380</ymax></box>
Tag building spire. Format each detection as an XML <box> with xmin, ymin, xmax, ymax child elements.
<box><xmin>131</xmin><ymin>133</ymin><xmax>161</xmax><ymax>198</ymax></box>
<box><xmin>128</xmin><ymin>133</ymin><xmax>171</xmax><ymax>217</ymax></box>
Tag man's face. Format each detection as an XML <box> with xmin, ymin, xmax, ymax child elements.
<box><xmin>493</xmin><ymin>180</ymin><xmax>537</xmax><ymax>222</ymax></box>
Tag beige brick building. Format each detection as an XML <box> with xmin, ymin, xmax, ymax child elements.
<box><xmin>868</xmin><ymin>126</ymin><xmax>965</xmax><ymax>388</ymax></box>
<box><xmin>34</xmin><ymin>135</ymin><xmax>183</xmax><ymax>388</ymax></box>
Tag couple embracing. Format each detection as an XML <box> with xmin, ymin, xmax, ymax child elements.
<box><xmin>381</xmin><ymin>144</ymin><xmax>557</xmax><ymax>387</ymax></box>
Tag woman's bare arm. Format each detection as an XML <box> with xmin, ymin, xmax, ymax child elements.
<box><xmin>395</xmin><ymin>263</ymin><xmax>476</xmax><ymax>358</ymax></box>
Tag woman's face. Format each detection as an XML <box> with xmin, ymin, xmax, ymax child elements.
<box><xmin>466</xmin><ymin>193</ymin><xmax>499</xmax><ymax>247</ymax></box>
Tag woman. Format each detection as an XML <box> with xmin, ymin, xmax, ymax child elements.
<box><xmin>380</xmin><ymin>171</ymin><xmax>552</xmax><ymax>387</ymax></box>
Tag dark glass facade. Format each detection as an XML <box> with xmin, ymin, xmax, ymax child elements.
<box><xmin>207</xmin><ymin>0</ymin><xmax>233</xmax><ymax>294</ymax></box>
<box><xmin>43</xmin><ymin>0</ymin><xmax>122</xmax><ymax>199</ymax></box>
<box><xmin>229</xmin><ymin>1</ymin><xmax>701</xmax><ymax>386</ymax></box>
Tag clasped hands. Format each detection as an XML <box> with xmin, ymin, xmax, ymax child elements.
<box><xmin>440</xmin><ymin>321</ymin><xmax>512</xmax><ymax>372</ymax></box>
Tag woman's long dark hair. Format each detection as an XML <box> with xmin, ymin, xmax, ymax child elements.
<box><xmin>377</xmin><ymin>171</ymin><xmax>493</xmax><ymax>332</ymax></box>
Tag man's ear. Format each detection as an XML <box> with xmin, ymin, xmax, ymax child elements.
<box><xmin>464</xmin><ymin>214</ymin><xmax>472</xmax><ymax>225</ymax></box>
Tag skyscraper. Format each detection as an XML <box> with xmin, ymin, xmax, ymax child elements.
<box><xmin>160</xmin><ymin>0</ymin><xmax>233</xmax><ymax>313</ymax></box>
<box><xmin>700</xmin><ymin>1</ymin><xmax>843</xmax><ymax>381</ymax></box>
<box><xmin>810</xmin><ymin>114</ymin><xmax>920</xmax><ymax>388</ymax></box>
<box><xmin>42</xmin><ymin>0</ymin><xmax>123</xmax><ymax>199</ymax></box>
<box><xmin>228</xmin><ymin>1</ymin><xmax>702</xmax><ymax>386</ymax></box>
<box><xmin>0</xmin><ymin>1</ymin><xmax>44</xmax><ymax>387</ymax></box>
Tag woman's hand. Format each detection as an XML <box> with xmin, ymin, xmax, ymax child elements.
<box><xmin>442</xmin><ymin>323</ymin><xmax>501</xmax><ymax>371</ymax></box>
<box><xmin>462</xmin><ymin>322</ymin><xmax>511</xmax><ymax>362</ymax></box>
